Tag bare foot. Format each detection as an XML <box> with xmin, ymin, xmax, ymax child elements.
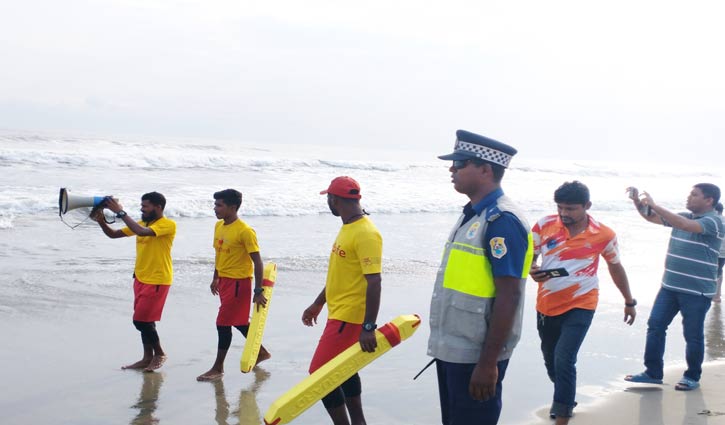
<box><xmin>143</xmin><ymin>355</ymin><xmax>167</xmax><ymax>372</ymax></box>
<box><xmin>122</xmin><ymin>359</ymin><xmax>151</xmax><ymax>370</ymax></box>
<box><xmin>196</xmin><ymin>369</ymin><xmax>224</xmax><ymax>382</ymax></box>
<box><xmin>255</xmin><ymin>347</ymin><xmax>271</xmax><ymax>366</ymax></box>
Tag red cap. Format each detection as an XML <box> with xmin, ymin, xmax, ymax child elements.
<box><xmin>320</xmin><ymin>176</ymin><xmax>362</xmax><ymax>199</ymax></box>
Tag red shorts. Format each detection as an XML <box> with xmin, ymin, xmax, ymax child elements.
<box><xmin>216</xmin><ymin>277</ymin><xmax>252</xmax><ymax>326</ymax></box>
<box><xmin>132</xmin><ymin>279</ymin><xmax>170</xmax><ymax>322</ymax></box>
<box><xmin>309</xmin><ymin>319</ymin><xmax>362</xmax><ymax>373</ymax></box>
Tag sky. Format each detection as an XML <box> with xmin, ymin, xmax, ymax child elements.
<box><xmin>1</xmin><ymin>0</ymin><xmax>724</xmax><ymax>164</ymax></box>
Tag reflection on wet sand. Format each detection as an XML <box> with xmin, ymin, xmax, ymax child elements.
<box><xmin>631</xmin><ymin>386</ymin><xmax>663</xmax><ymax>425</ymax></box>
<box><xmin>212</xmin><ymin>367</ymin><xmax>271</xmax><ymax>425</ymax></box>
<box><xmin>630</xmin><ymin>382</ymin><xmax>710</xmax><ymax>425</ymax></box>
<box><xmin>618</xmin><ymin>303</ymin><xmax>723</xmax><ymax>425</ymax></box>
<box><xmin>681</xmin><ymin>385</ymin><xmax>707</xmax><ymax>425</ymax></box>
<box><xmin>706</xmin><ymin>303</ymin><xmax>725</xmax><ymax>361</ymax></box>
<box><xmin>130</xmin><ymin>372</ymin><xmax>164</xmax><ymax>425</ymax></box>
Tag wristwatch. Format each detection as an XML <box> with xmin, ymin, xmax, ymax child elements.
<box><xmin>115</xmin><ymin>210</ymin><xmax>127</xmax><ymax>218</ymax></box>
<box><xmin>253</xmin><ymin>287</ymin><xmax>264</xmax><ymax>296</ymax></box>
<box><xmin>362</xmin><ymin>322</ymin><xmax>377</xmax><ymax>332</ymax></box>
<box><xmin>625</xmin><ymin>299</ymin><xmax>637</xmax><ymax>307</ymax></box>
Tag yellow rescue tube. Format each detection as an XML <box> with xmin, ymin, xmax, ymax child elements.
<box><xmin>240</xmin><ymin>262</ymin><xmax>277</xmax><ymax>373</ymax></box>
<box><xmin>263</xmin><ymin>313</ymin><xmax>421</xmax><ymax>425</ymax></box>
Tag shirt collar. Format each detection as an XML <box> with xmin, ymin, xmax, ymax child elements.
<box><xmin>464</xmin><ymin>188</ymin><xmax>504</xmax><ymax>216</ymax></box>
<box><xmin>692</xmin><ymin>210</ymin><xmax>716</xmax><ymax>218</ymax></box>
<box><xmin>555</xmin><ymin>214</ymin><xmax>600</xmax><ymax>234</ymax></box>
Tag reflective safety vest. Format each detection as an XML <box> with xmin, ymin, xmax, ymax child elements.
<box><xmin>428</xmin><ymin>195</ymin><xmax>533</xmax><ymax>364</ymax></box>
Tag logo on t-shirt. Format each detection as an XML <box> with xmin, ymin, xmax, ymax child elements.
<box><xmin>490</xmin><ymin>237</ymin><xmax>507</xmax><ymax>259</ymax></box>
<box><xmin>216</xmin><ymin>238</ymin><xmax>231</xmax><ymax>254</ymax></box>
<box><xmin>332</xmin><ymin>243</ymin><xmax>347</xmax><ymax>258</ymax></box>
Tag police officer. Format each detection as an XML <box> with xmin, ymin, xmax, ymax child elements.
<box><xmin>428</xmin><ymin>130</ymin><xmax>533</xmax><ymax>425</ymax></box>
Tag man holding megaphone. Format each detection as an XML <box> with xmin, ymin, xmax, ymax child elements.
<box><xmin>92</xmin><ymin>192</ymin><xmax>176</xmax><ymax>372</ymax></box>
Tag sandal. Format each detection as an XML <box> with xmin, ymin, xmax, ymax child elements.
<box><xmin>624</xmin><ymin>372</ymin><xmax>663</xmax><ymax>384</ymax></box>
<box><xmin>675</xmin><ymin>377</ymin><xmax>700</xmax><ymax>391</ymax></box>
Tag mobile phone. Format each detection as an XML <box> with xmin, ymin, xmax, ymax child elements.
<box><xmin>538</xmin><ymin>268</ymin><xmax>569</xmax><ymax>278</ymax></box>
<box><xmin>638</xmin><ymin>204</ymin><xmax>653</xmax><ymax>216</ymax></box>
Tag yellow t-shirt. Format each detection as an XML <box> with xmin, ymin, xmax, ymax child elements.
<box><xmin>214</xmin><ymin>219</ymin><xmax>260</xmax><ymax>279</ymax></box>
<box><xmin>122</xmin><ymin>216</ymin><xmax>176</xmax><ymax>285</ymax></box>
<box><xmin>325</xmin><ymin>216</ymin><xmax>383</xmax><ymax>324</ymax></box>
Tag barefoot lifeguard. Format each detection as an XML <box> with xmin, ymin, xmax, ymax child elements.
<box><xmin>197</xmin><ymin>189</ymin><xmax>271</xmax><ymax>382</ymax></box>
<box><xmin>93</xmin><ymin>192</ymin><xmax>176</xmax><ymax>375</ymax></box>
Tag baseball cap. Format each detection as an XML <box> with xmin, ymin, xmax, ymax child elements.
<box><xmin>320</xmin><ymin>176</ymin><xmax>362</xmax><ymax>199</ymax></box>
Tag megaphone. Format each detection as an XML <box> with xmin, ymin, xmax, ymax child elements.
<box><xmin>58</xmin><ymin>188</ymin><xmax>108</xmax><ymax>216</ymax></box>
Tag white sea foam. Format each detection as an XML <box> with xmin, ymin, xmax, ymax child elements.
<box><xmin>0</xmin><ymin>131</ymin><xmax>722</xmax><ymax>229</ymax></box>
<box><xmin>0</xmin><ymin>213</ymin><xmax>14</xmax><ymax>229</ymax></box>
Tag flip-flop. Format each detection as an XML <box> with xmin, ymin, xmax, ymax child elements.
<box><xmin>624</xmin><ymin>372</ymin><xmax>663</xmax><ymax>384</ymax></box>
<box><xmin>675</xmin><ymin>377</ymin><xmax>700</xmax><ymax>391</ymax></box>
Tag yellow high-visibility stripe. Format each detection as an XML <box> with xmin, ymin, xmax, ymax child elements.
<box><xmin>443</xmin><ymin>248</ymin><xmax>496</xmax><ymax>297</ymax></box>
<box><xmin>442</xmin><ymin>233</ymin><xmax>534</xmax><ymax>297</ymax></box>
<box><xmin>521</xmin><ymin>233</ymin><xmax>534</xmax><ymax>278</ymax></box>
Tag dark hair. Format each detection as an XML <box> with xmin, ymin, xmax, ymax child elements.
<box><xmin>694</xmin><ymin>183</ymin><xmax>721</xmax><ymax>206</ymax></box>
<box><xmin>214</xmin><ymin>189</ymin><xmax>243</xmax><ymax>211</ymax></box>
<box><xmin>141</xmin><ymin>192</ymin><xmax>166</xmax><ymax>209</ymax></box>
<box><xmin>472</xmin><ymin>160</ymin><xmax>506</xmax><ymax>183</ymax></box>
<box><xmin>554</xmin><ymin>181</ymin><xmax>590</xmax><ymax>205</ymax></box>
<box><xmin>715</xmin><ymin>202</ymin><xmax>723</xmax><ymax>215</ymax></box>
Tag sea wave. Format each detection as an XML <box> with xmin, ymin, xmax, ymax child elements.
<box><xmin>1</xmin><ymin>132</ymin><xmax>720</xmax><ymax>226</ymax></box>
<box><xmin>516</xmin><ymin>162</ymin><xmax>720</xmax><ymax>179</ymax></box>
<box><xmin>0</xmin><ymin>213</ymin><xmax>14</xmax><ymax>229</ymax></box>
<box><xmin>0</xmin><ymin>148</ymin><xmax>428</xmax><ymax>173</ymax></box>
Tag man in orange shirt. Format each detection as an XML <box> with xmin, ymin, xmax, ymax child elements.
<box><xmin>93</xmin><ymin>192</ymin><xmax>176</xmax><ymax>372</ymax></box>
<box><xmin>530</xmin><ymin>181</ymin><xmax>636</xmax><ymax>424</ymax></box>
<box><xmin>302</xmin><ymin>176</ymin><xmax>382</xmax><ymax>425</ymax></box>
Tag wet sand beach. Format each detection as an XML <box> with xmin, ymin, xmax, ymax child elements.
<box><xmin>527</xmin><ymin>361</ymin><xmax>725</xmax><ymax>425</ymax></box>
<box><xmin>2</xmin><ymin>211</ymin><xmax>723</xmax><ymax>424</ymax></box>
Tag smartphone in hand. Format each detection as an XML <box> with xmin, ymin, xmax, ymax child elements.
<box><xmin>538</xmin><ymin>268</ymin><xmax>569</xmax><ymax>278</ymax></box>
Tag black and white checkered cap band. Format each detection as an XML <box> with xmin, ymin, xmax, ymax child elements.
<box><xmin>455</xmin><ymin>140</ymin><xmax>513</xmax><ymax>167</ymax></box>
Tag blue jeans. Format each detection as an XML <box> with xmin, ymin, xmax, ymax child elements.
<box><xmin>436</xmin><ymin>359</ymin><xmax>509</xmax><ymax>425</ymax></box>
<box><xmin>644</xmin><ymin>287</ymin><xmax>712</xmax><ymax>381</ymax></box>
<box><xmin>537</xmin><ymin>308</ymin><xmax>595</xmax><ymax>418</ymax></box>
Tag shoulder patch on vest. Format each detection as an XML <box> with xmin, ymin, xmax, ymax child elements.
<box><xmin>490</xmin><ymin>237</ymin><xmax>507</xmax><ymax>259</ymax></box>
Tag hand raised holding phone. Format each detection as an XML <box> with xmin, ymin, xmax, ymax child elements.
<box><xmin>626</xmin><ymin>186</ymin><xmax>653</xmax><ymax>216</ymax></box>
<box><xmin>529</xmin><ymin>264</ymin><xmax>569</xmax><ymax>282</ymax></box>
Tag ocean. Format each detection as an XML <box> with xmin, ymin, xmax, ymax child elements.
<box><xmin>1</xmin><ymin>129</ymin><xmax>724</xmax><ymax>424</ymax></box>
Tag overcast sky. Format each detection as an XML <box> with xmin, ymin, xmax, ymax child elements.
<box><xmin>1</xmin><ymin>0</ymin><xmax>724</xmax><ymax>164</ymax></box>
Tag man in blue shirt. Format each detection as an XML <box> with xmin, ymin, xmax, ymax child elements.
<box><xmin>428</xmin><ymin>130</ymin><xmax>533</xmax><ymax>424</ymax></box>
<box><xmin>625</xmin><ymin>183</ymin><xmax>723</xmax><ymax>391</ymax></box>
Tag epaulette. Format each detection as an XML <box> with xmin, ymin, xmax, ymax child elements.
<box><xmin>486</xmin><ymin>206</ymin><xmax>502</xmax><ymax>222</ymax></box>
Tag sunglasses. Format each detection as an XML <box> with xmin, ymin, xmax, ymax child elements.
<box><xmin>451</xmin><ymin>159</ymin><xmax>469</xmax><ymax>170</ymax></box>
<box><xmin>454</xmin><ymin>159</ymin><xmax>486</xmax><ymax>170</ymax></box>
